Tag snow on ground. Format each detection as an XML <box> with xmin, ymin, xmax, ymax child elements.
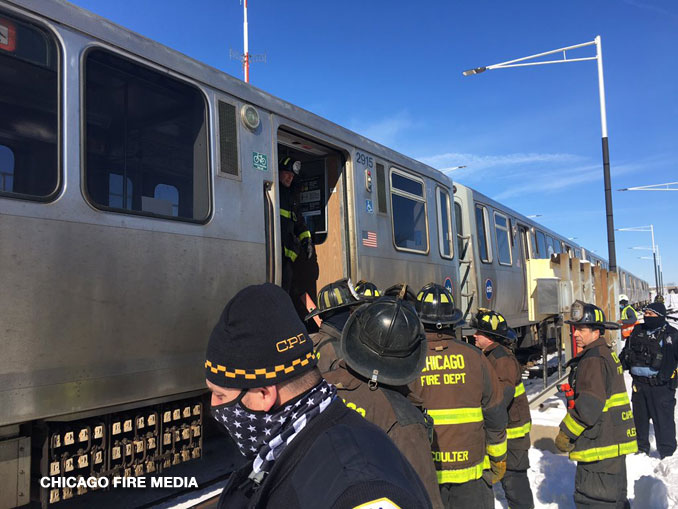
<box><xmin>498</xmin><ymin>372</ymin><xmax>678</xmax><ymax>508</ymax></box>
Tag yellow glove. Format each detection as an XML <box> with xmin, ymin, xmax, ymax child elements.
<box><xmin>489</xmin><ymin>459</ymin><xmax>506</xmax><ymax>484</ymax></box>
<box><xmin>555</xmin><ymin>430</ymin><xmax>575</xmax><ymax>453</ymax></box>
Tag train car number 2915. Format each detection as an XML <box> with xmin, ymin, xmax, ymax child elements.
<box><xmin>355</xmin><ymin>151</ymin><xmax>374</xmax><ymax>169</ymax></box>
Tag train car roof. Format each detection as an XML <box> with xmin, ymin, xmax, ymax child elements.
<box><xmin>7</xmin><ymin>0</ymin><xmax>451</xmax><ymax>186</ymax></box>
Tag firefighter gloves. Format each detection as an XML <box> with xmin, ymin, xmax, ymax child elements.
<box><xmin>302</xmin><ymin>238</ymin><xmax>314</xmax><ymax>260</ymax></box>
<box><xmin>489</xmin><ymin>459</ymin><xmax>507</xmax><ymax>484</ymax></box>
<box><xmin>555</xmin><ymin>430</ymin><xmax>575</xmax><ymax>453</ymax></box>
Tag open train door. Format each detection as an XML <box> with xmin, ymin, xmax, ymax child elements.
<box><xmin>275</xmin><ymin>129</ymin><xmax>349</xmax><ymax>325</ymax></box>
<box><xmin>517</xmin><ymin>224</ymin><xmax>530</xmax><ymax>312</ymax></box>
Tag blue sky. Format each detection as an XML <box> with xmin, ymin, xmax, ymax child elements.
<box><xmin>69</xmin><ymin>0</ymin><xmax>677</xmax><ymax>286</ymax></box>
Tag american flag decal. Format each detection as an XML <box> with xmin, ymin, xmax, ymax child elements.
<box><xmin>362</xmin><ymin>230</ymin><xmax>377</xmax><ymax>248</ymax></box>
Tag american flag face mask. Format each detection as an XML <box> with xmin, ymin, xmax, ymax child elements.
<box><xmin>211</xmin><ymin>380</ymin><xmax>336</xmax><ymax>476</ymax></box>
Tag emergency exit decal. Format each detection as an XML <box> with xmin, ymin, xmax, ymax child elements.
<box><xmin>0</xmin><ymin>19</ymin><xmax>17</xmax><ymax>52</ymax></box>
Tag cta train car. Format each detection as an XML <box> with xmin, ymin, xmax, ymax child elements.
<box><xmin>0</xmin><ymin>0</ymin><xmax>460</xmax><ymax>505</ymax></box>
<box><xmin>453</xmin><ymin>182</ymin><xmax>649</xmax><ymax>347</ymax></box>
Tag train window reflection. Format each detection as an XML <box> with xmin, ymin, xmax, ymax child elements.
<box><xmin>535</xmin><ymin>230</ymin><xmax>547</xmax><ymax>259</ymax></box>
<box><xmin>436</xmin><ymin>187</ymin><xmax>453</xmax><ymax>259</ymax></box>
<box><xmin>455</xmin><ymin>201</ymin><xmax>464</xmax><ymax>258</ymax></box>
<box><xmin>0</xmin><ymin>14</ymin><xmax>58</xmax><ymax>200</ymax></box>
<box><xmin>475</xmin><ymin>204</ymin><xmax>491</xmax><ymax>263</ymax></box>
<box><xmin>390</xmin><ymin>169</ymin><xmax>428</xmax><ymax>254</ymax></box>
<box><xmin>85</xmin><ymin>49</ymin><xmax>209</xmax><ymax>222</ymax></box>
<box><xmin>494</xmin><ymin>212</ymin><xmax>511</xmax><ymax>266</ymax></box>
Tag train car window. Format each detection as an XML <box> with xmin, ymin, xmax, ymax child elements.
<box><xmin>376</xmin><ymin>162</ymin><xmax>387</xmax><ymax>213</ymax></box>
<box><xmin>390</xmin><ymin>168</ymin><xmax>428</xmax><ymax>254</ymax></box>
<box><xmin>0</xmin><ymin>13</ymin><xmax>59</xmax><ymax>201</ymax></box>
<box><xmin>218</xmin><ymin>100</ymin><xmax>238</xmax><ymax>176</ymax></box>
<box><xmin>455</xmin><ymin>201</ymin><xmax>464</xmax><ymax>258</ymax></box>
<box><xmin>436</xmin><ymin>187</ymin><xmax>453</xmax><ymax>259</ymax></box>
<box><xmin>575</xmin><ymin>248</ymin><xmax>582</xmax><ymax>259</ymax></box>
<box><xmin>564</xmin><ymin>244</ymin><xmax>572</xmax><ymax>257</ymax></box>
<box><xmin>475</xmin><ymin>204</ymin><xmax>492</xmax><ymax>263</ymax></box>
<box><xmin>84</xmin><ymin>49</ymin><xmax>210</xmax><ymax>222</ymax></box>
<box><xmin>553</xmin><ymin>239</ymin><xmax>562</xmax><ymax>254</ymax></box>
<box><xmin>545</xmin><ymin>235</ymin><xmax>555</xmax><ymax>257</ymax></box>
<box><xmin>535</xmin><ymin>230</ymin><xmax>547</xmax><ymax>259</ymax></box>
<box><xmin>493</xmin><ymin>212</ymin><xmax>512</xmax><ymax>266</ymax></box>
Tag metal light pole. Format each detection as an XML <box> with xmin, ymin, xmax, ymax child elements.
<box><xmin>243</xmin><ymin>0</ymin><xmax>250</xmax><ymax>83</ymax></box>
<box><xmin>617</xmin><ymin>225</ymin><xmax>658</xmax><ymax>291</ymax></box>
<box><xmin>618</xmin><ymin>182</ymin><xmax>678</xmax><ymax>192</ymax></box>
<box><xmin>463</xmin><ymin>36</ymin><xmax>617</xmax><ymax>271</ymax></box>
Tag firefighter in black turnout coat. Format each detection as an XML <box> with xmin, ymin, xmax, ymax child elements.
<box><xmin>278</xmin><ymin>156</ymin><xmax>313</xmax><ymax>294</ymax></box>
<box><xmin>620</xmin><ymin>301</ymin><xmax>678</xmax><ymax>458</ymax></box>
<box><xmin>205</xmin><ymin>283</ymin><xmax>432</xmax><ymax>509</ymax></box>
<box><xmin>555</xmin><ymin>301</ymin><xmax>637</xmax><ymax>508</ymax></box>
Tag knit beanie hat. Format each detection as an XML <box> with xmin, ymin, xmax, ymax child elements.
<box><xmin>645</xmin><ymin>302</ymin><xmax>667</xmax><ymax>317</ymax></box>
<box><xmin>206</xmin><ymin>283</ymin><xmax>317</xmax><ymax>388</ymax></box>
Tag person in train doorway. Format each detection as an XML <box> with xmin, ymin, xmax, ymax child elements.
<box><xmin>205</xmin><ymin>283</ymin><xmax>433</xmax><ymax>508</ymax></box>
<box><xmin>278</xmin><ymin>156</ymin><xmax>314</xmax><ymax>295</ymax></box>
<box><xmin>618</xmin><ymin>294</ymin><xmax>638</xmax><ymax>340</ymax></box>
<box><xmin>412</xmin><ymin>283</ymin><xmax>508</xmax><ymax>509</ymax></box>
<box><xmin>472</xmin><ymin>309</ymin><xmax>534</xmax><ymax>509</ymax></box>
<box><xmin>305</xmin><ymin>278</ymin><xmax>365</xmax><ymax>373</ymax></box>
<box><xmin>620</xmin><ymin>301</ymin><xmax>678</xmax><ymax>459</ymax></box>
<box><xmin>555</xmin><ymin>300</ymin><xmax>636</xmax><ymax>509</ymax></box>
<box><xmin>323</xmin><ymin>286</ymin><xmax>444</xmax><ymax>508</ymax></box>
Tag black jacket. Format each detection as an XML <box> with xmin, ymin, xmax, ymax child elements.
<box><xmin>621</xmin><ymin>323</ymin><xmax>678</xmax><ymax>384</ymax></box>
<box><xmin>217</xmin><ymin>398</ymin><xmax>432</xmax><ymax>509</ymax></box>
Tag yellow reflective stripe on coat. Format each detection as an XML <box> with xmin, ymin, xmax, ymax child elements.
<box><xmin>284</xmin><ymin>247</ymin><xmax>298</xmax><ymax>262</ymax></box>
<box><xmin>298</xmin><ymin>230</ymin><xmax>311</xmax><ymax>241</ymax></box>
<box><xmin>602</xmin><ymin>392</ymin><xmax>631</xmax><ymax>412</ymax></box>
<box><xmin>436</xmin><ymin>456</ymin><xmax>490</xmax><ymax>484</ymax></box>
<box><xmin>428</xmin><ymin>407</ymin><xmax>483</xmax><ymax>425</ymax></box>
<box><xmin>486</xmin><ymin>439</ymin><xmax>507</xmax><ymax>458</ymax></box>
<box><xmin>507</xmin><ymin>421</ymin><xmax>532</xmax><ymax>439</ymax></box>
<box><xmin>514</xmin><ymin>383</ymin><xmax>526</xmax><ymax>398</ymax></box>
<box><xmin>280</xmin><ymin>208</ymin><xmax>292</xmax><ymax>219</ymax></box>
<box><xmin>569</xmin><ymin>439</ymin><xmax>638</xmax><ymax>462</ymax></box>
<box><xmin>563</xmin><ymin>413</ymin><xmax>586</xmax><ymax>437</ymax></box>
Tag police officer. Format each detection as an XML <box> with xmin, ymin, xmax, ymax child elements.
<box><xmin>620</xmin><ymin>301</ymin><xmax>678</xmax><ymax>458</ymax></box>
<box><xmin>555</xmin><ymin>300</ymin><xmax>637</xmax><ymax>508</ymax></box>
<box><xmin>473</xmin><ymin>309</ymin><xmax>534</xmax><ymax>509</ymax></box>
<box><xmin>278</xmin><ymin>156</ymin><xmax>313</xmax><ymax>294</ymax></box>
<box><xmin>206</xmin><ymin>283</ymin><xmax>432</xmax><ymax>508</ymax></box>
<box><xmin>305</xmin><ymin>279</ymin><xmax>364</xmax><ymax>373</ymax></box>
<box><xmin>413</xmin><ymin>283</ymin><xmax>508</xmax><ymax>509</ymax></box>
<box><xmin>324</xmin><ymin>289</ymin><xmax>444</xmax><ymax>508</ymax></box>
<box><xmin>619</xmin><ymin>294</ymin><xmax>638</xmax><ymax>340</ymax></box>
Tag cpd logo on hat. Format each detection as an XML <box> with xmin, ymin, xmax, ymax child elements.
<box><xmin>276</xmin><ymin>333</ymin><xmax>307</xmax><ymax>353</ymax></box>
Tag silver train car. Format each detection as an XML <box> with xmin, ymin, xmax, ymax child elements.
<box><xmin>453</xmin><ymin>183</ymin><xmax>649</xmax><ymax>347</ymax></box>
<box><xmin>0</xmin><ymin>1</ymin><xmax>460</xmax><ymax>504</ymax></box>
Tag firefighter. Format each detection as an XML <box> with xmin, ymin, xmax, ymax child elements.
<box><xmin>413</xmin><ymin>283</ymin><xmax>508</xmax><ymax>509</ymax></box>
<box><xmin>555</xmin><ymin>300</ymin><xmax>637</xmax><ymax>508</ymax></box>
<box><xmin>354</xmin><ymin>279</ymin><xmax>382</xmax><ymax>301</ymax></box>
<box><xmin>620</xmin><ymin>301</ymin><xmax>678</xmax><ymax>458</ymax></box>
<box><xmin>206</xmin><ymin>283</ymin><xmax>432</xmax><ymax>508</ymax></box>
<box><xmin>472</xmin><ymin>309</ymin><xmax>534</xmax><ymax>509</ymax></box>
<box><xmin>324</xmin><ymin>288</ymin><xmax>443</xmax><ymax>508</ymax></box>
<box><xmin>278</xmin><ymin>156</ymin><xmax>313</xmax><ymax>294</ymax></box>
<box><xmin>619</xmin><ymin>294</ymin><xmax>638</xmax><ymax>340</ymax></box>
<box><xmin>305</xmin><ymin>279</ymin><xmax>364</xmax><ymax>373</ymax></box>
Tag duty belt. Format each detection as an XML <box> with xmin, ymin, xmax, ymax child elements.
<box><xmin>632</xmin><ymin>374</ymin><xmax>665</xmax><ymax>386</ymax></box>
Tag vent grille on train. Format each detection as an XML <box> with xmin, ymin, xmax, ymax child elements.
<box><xmin>376</xmin><ymin>163</ymin><xmax>387</xmax><ymax>213</ymax></box>
<box><xmin>218</xmin><ymin>101</ymin><xmax>238</xmax><ymax>176</ymax></box>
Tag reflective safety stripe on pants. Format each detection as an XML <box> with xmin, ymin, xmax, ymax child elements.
<box><xmin>436</xmin><ymin>456</ymin><xmax>490</xmax><ymax>484</ymax></box>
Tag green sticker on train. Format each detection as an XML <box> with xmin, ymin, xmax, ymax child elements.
<box><xmin>253</xmin><ymin>151</ymin><xmax>268</xmax><ymax>172</ymax></box>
